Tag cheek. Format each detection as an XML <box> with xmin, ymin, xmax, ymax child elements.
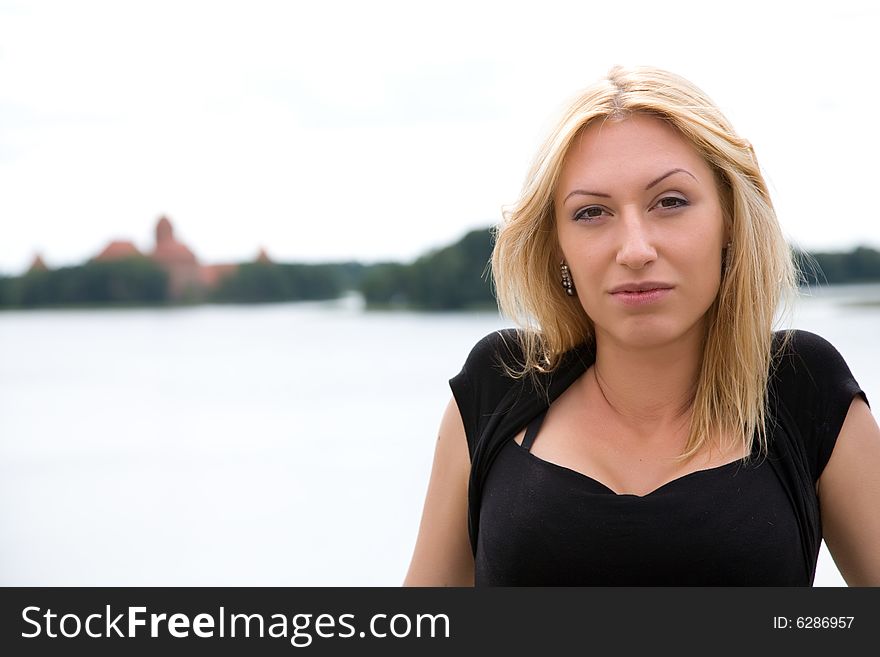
<box><xmin>569</xmin><ymin>261</ymin><xmax>606</xmax><ymax>318</ymax></box>
<box><xmin>684</xmin><ymin>209</ymin><xmax>726</xmax><ymax>265</ymax></box>
<box><xmin>567</xmin><ymin>253</ymin><xmax>601</xmax><ymax>289</ymax></box>
<box><xmin>689</xmin><ymin>235</ymin><xmax>725</xmax><ymax>302</ymax></box>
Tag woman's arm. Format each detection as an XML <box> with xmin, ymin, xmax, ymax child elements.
<box><xmin>818</xmin><ymin>396</ymin><xmax>880</xmax><ymax>586</ymax></box>
<box><xmin>402</xmin><ymin>396</ymin><xmax>475</xmax><ymax>586</ymax></box>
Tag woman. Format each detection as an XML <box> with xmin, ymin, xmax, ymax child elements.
<box><xmin>403</xmin><ymin>66</ymin><xmax>880</xmax><ymax>586</ymax></box>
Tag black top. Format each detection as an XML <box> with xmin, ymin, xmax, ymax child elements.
<box><xmin>449</xmin><ymin>329</ymin><xmax>868</xmax><ymax>586</ymax></box>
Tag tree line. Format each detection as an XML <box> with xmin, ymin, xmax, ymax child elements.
<box><xmin>793</xmin><ymin>247</ymin><xmax>880</xmax><ymax>286</ymax></box>
<box><xmin>0</xmin><ymin>259</ymin><xmax>363</xmax><ymax>308</ymax></box>
<box><xmin>1</xmin><ymin>229</ymin><xmax>879</xmax><ymax>310</ymax></box>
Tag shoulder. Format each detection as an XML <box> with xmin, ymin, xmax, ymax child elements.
<box><xmin>770</xmin><ymin>329</ymin><xmax>868</xmax><ymax>481</ymax></box>
<box><xmin>771</xmin><ymin>329</ymin><xmax>858</xmax><ymax>389</ymax></box>
<box><xmin>449</xmin><ymin>328</ymin><xmax>526</xmax><ymax>406</ymax></box>
<box><xmin>449</xmin><ymin>328</ymin><xmax>529</xmax><ymax>457</ymax></box>
<box><xmin>771</xmin><ymin>329</ymin><xmax>854</xmax><ymax>392</ymax></box>
<box><xmin>458</xmin><ymin>328</ymin><xmax>527</xmax><ymax>377</ymax></box>
<box><xmin>774</xmin><ymin>328</ymin><xmax>847</xmax><ymax>363</ymax></box>
<box><xmin>770</xmin><ymin>328</ymin><xmax>862</xmax><ymax>398</ymax></box>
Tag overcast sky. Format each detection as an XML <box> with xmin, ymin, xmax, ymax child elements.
<box><xmin>1</xmin><ymin>0</ymin><xmax>877</xmax><ymax>275</ymax></box>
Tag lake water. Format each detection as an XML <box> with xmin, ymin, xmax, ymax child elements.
<box><xmin>1</xmin><ymin>284</ymin><xmax>878</xmax><ymax>586</ymax></box>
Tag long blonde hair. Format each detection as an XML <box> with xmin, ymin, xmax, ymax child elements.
<box><xmin>491</xmin><ymin>65</ymin><xmax>797</xmax><ymax>463</ymax></box>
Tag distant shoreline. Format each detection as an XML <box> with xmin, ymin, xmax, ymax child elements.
<box><xmin>3</xmin><ymin>227</ymin><xmax>880</xmax><ymax>311</ymax></box>
<box><xmin>3</xmin><ymin>280</ymin><xmax>880</xmax><ymax>313</ymax></box>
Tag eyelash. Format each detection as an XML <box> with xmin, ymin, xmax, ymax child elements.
<box><xmin>572</xmin><ymin>196</ymin><xmax>689</xmax><ymax>222</ymax></box>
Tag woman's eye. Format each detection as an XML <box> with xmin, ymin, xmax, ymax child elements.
<box><xmin>656</xmin><ymin>196</ymin><xmax>688</xmax><ymax>209</ymax></box>
<box><xmin>574</xmin><ymin>206</ymin><xmax>606</xmax><ymax>221</ymax></box>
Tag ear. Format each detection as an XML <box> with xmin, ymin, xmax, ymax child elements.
<box><xmin>553</xmin><ymin>237</ymin><xmax>566</xmax><ymax>265</ymax></box>
<box><xmin>717</xmin><ymin>214</ymin><xmax>731</xmax><ymax>250</ymax></box>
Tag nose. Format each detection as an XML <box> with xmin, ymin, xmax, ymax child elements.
<box><xmin>615</xmin><ymin>215</ymin><xmax>657</xmax><ymax>269</ymax></box>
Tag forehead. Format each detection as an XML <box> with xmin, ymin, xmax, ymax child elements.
<box><xmin>557</xmin><ymin>114</ymin><xmax>712</xmax><ymax>193</ymax></box>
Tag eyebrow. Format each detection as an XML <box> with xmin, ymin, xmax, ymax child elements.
<box><xmin>562</xmin><ymin>168</ymin><xmax>698</xmax><ymax>204</ymax></box>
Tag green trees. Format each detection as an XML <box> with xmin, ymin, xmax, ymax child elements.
<box><xmin>794</xmin><ymin>247</ymin><xmax>880</xmax><ymax>285</ymax></box>
<box><xmin>1</xmin><ymin>257</ymin><xmax>168</xmax><ymax>308</ymax></box>
<box><xmin>359</xmin><ymin>228</ymin><xmax>495</xmax><ymax>309</ymax></box>
<box><xmin>358</xmin><ymin>263</ymin><xmax>411</xmax><ymax>307</ymax></box>
<box><xmin>209</xmin><ymin>263</ymin><xmax>346</xmax><ymax>303</ymax></box>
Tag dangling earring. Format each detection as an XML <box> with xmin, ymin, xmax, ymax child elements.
<box><xmin>560</xmin><ymin>261</ymin><xmax>575</xmax><ymax>296</ymax></box>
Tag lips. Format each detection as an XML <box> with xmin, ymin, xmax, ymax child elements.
<box><xmin>609</xmin><ymin>281</ymin><xmax>674</xmax><ymax>294</ymax></box>
<box><xmin>610</xmin><ymin>285</ymin><xmax>673</xmax><ymax>307</ymax></box>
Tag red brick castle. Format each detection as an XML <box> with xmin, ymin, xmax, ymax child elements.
<box><xmin>33</xmin><ymin>215</ymin><xmax>271</xmax><ymax>300</ymax></box>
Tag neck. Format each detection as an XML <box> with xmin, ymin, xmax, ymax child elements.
<box><xmin>590</xmin><ymin>325</ymin><xmax>705</xmax><ymax>435</ymax></box>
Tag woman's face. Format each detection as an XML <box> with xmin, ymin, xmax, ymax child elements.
<box><xmin>554</xmin><ymin>114</ymin><xmax>727</xmax><ymax>350</ymax></box>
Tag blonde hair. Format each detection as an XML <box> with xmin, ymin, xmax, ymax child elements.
<box><xmin>491</xmin><ymin>65</ymin><xmax>797</xmax><ymax>463</ymax></box>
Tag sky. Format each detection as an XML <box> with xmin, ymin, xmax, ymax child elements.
<box><xmin>1</xmin><ymin>0</ymin><xmax>878</xmax><ymax>275</ymax></box>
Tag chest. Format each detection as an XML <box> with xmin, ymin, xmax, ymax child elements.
<box><xmin>512</xmin><ymin>413</ymin><xmax>750</xmax><ymax>498</ymax></box>
<box><xmin>475</xmin><ymin>439</ymin><xmax>806</xmax><ymax>586</ymax></box>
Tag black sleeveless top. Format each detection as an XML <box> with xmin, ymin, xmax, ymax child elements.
<box><xmin>449</xmin><ymin>329</ymin><xmax>867</xmax><ymax>586</ymax></box>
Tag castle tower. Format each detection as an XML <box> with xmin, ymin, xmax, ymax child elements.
<box><xmin>28</xmin><ymin>252</ymin><xmax>48</xmax><ymax>273</ymax></box>
<box><xmin>256</xmin><ymin>247</ymin><xmax>273</xmax><ymax>264</ymax></box>
<box><xmin>156</xmin><ymin>216</ymin><xmax>174</xmax><ymax>245</ymax></box>
<box><xmin>150</xmin><ymin>215</ymin><xmax>201</xmax><ymax>300</ymax></box>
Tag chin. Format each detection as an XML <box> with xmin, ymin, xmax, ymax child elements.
<box><xmin>600</xmin><ymin>318</ymin><xmax>699</xmax><ymax>351</ymax></box>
